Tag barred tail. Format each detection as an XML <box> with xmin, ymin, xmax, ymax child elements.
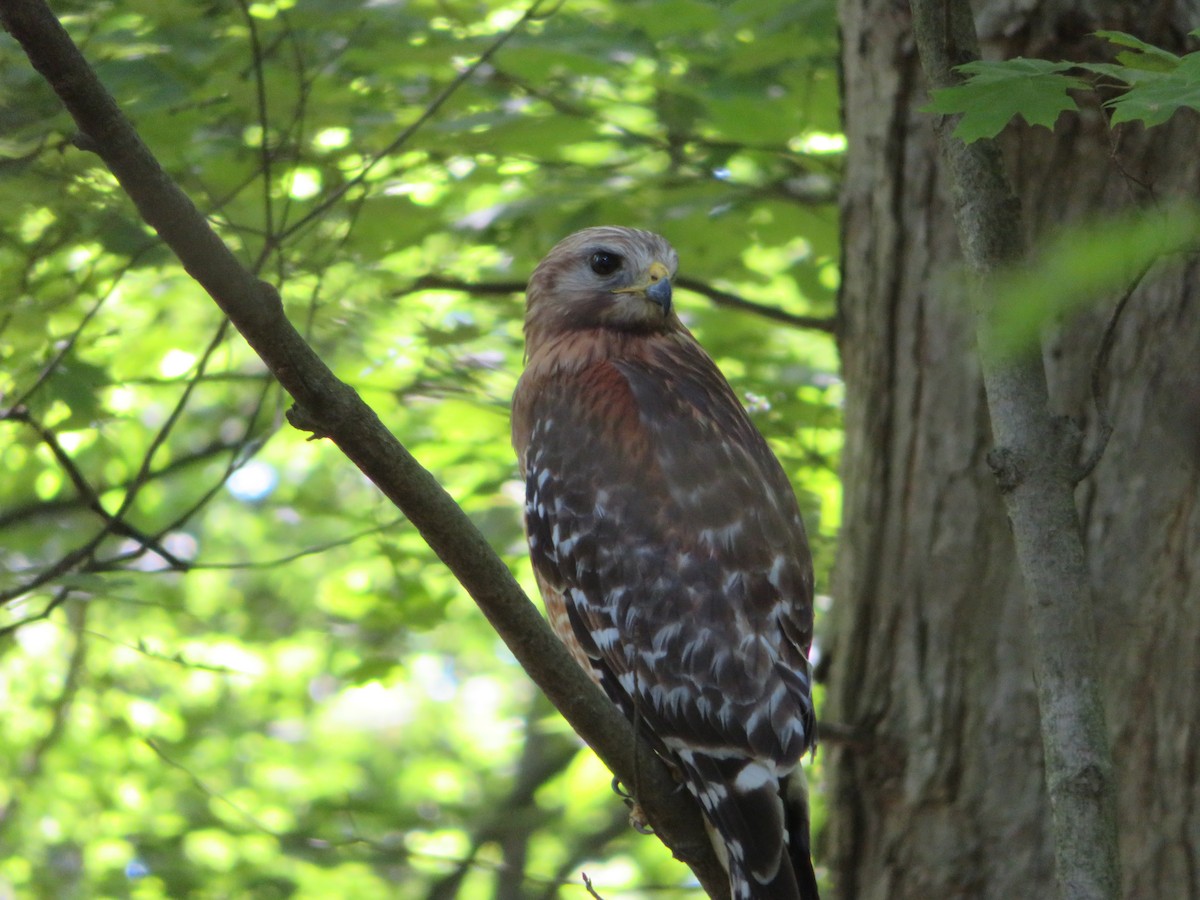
<box><xmin>678</xmin><ymin>752</ymin><xmax>818</xmax><ymax>900</ymax></box>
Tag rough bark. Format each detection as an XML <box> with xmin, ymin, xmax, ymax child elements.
<box><xmin>828</xmin><ymin>0</ymin><xmax>1200</xmax><ymax>897</ymax></box>
<box><xmin>909</xmin><ymin>0</ymin><xmax>1121</xmax><ymax>895</ymax></box>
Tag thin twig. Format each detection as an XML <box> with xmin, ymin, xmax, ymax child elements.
<box><xmin>676</xmin><ymin>276</ymin><xmax>838</xmax><ymax>333</ymax></box>
<box><xmin>234</xmin><ymin>0</ymin><xmax>277</xmax><ymax>262</ymax></box>
<box><xmin>0</xmin><ymin>586</ymin><xmax>74</xmax><ymax>637</ymax></box>
<box><xmin>1075</xmin><ymin>262</ymin><xmax>1151</xmax><ymax>483</ymax></box>
<box><xmin>404</xmin><ymin>274</ymin><xmax>838</xmax><ymax>333</ymax></box>
<box><xmin>145</xmin><ymin>739</ymin><xmax>281</xmax><ymax>835</ymax></box>
<box><xmin>109</xmin><ymin>319</ymin><xmax>232</xmax><ymax>523</ymax></box>
<box><xmin>0</xmin><ymin>538</ymin><xmax>105</xmax><ymax>609</ymax></box>
<box><xmin>582</xmin><ymin>872</ymin><xmax>606</xmax><ymax>899</ymax></box>
<box><xmin>85</xmin><ymin>631</ymin><xmax>249</xmax><ymax>674</ymax></box>
<box><xmin>0</xmin><ymin>435</ymin><xmax>263</xmax><ymax>531</ymax></box>
<box><xmin>5</xmin><ymin>408</ymin><xmax>186</xmax><ymax>569</ymax></box>
<box><xmin>185</xmin><ymin>518</ymin><xmax>407</xmax><ymax>571</ymax></box>
<box><xmin>1</xmin><ymin>242</ymin><xmax>155</xmax><ymax>415</ymax></box>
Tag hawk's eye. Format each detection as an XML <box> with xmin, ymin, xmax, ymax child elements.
<box><xmin>589</xmin><ymin>251</ymin><xmax>623</xmax><ymax>276</ymax></box>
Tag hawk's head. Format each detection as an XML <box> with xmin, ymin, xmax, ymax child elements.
<box><xmin>525</xmin><ymin>227</ymin><xmax>680</xmax><ymax>347</ymax></box>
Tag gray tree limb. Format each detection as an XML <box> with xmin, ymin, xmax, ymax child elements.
<box><xmin>907</xmin><ymin>1</ymin><xmax>1121</xmax><ymax>898</ymax></box>
<box><xmin>0</xmin><ymin>1</ymin><xmax>729</xmax><ymax>895</ymax></box>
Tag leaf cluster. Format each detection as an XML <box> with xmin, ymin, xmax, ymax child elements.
<box><xmin>925</xmin><ymin>30</ymin><xmax>1200</xmax><ymax>141</ymax></box>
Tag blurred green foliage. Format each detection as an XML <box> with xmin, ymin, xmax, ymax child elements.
<box><xmin>989</xmin><ymin>203</ymin><xmax>1200</xmax><ymax>355</ymax></box>
<box><xmin>0</xmin><ymin>0</ymin><xmax>842</xmax><ymax>896</ymax></box>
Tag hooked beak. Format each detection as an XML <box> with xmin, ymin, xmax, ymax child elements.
<box><xmin>612</xmin><ymin>260</ymin><xmax>673</xmax><ymax>314</ymax></box>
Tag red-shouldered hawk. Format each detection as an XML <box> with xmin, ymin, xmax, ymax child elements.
<box><xmin>512</xmin><ymin>227</ymin><xmax>819</xmax><ymax>900</ymax></box>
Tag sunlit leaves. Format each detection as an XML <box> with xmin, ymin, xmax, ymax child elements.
<box><xmin>0</xmin><ymin>0</ymin><xmax>843</xmax><ymax>895</ymax></box>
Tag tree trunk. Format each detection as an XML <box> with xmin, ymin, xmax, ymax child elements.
<box><xmin>827</xmin><ymin>1</ymin><xmax>1200</xmax><ymax>897</ymax></box>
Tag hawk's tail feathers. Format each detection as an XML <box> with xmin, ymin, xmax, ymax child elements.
<box><xmin>678</xmin><ymin>752</ymin><xmax>818</xmax><ymax>900</ymax></box>
<box><xmin>785</xmin><ymin>766</ymin><xmax>820</xmax><ymax>900</ymax></box>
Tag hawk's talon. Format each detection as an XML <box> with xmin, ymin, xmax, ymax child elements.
<box><xmin>628</xmin><ymin>802</ymin><xmax>655</xmax><ymax>835</ymax></box>
<box><xmin>610</xmin><ymin>777</ymin><xmax>634</xmax><ymax>801</ymax></box>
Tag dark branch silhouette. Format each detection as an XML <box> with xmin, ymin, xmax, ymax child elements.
<box><xmin>405</xmin><ymin>273</ymin><xmax>838</xmax><ymax>333</ymax></box>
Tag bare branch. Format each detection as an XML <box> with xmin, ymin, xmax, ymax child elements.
<box><xmin>185</xmin><ymin>518</ymin><xmax>407</xmax><ymax>572</ymax></box>
<box><xmin>675</xmin><ymin>276</ymin><xmax>838</xmax><ymax>333</ymax></box>
<box><xmin>145</xmin><ymin>739</ymin><xmax>282</xmax><ymax>836</ymax></box>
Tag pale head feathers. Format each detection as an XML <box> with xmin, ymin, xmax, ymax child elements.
<box><xmin>524</xmin><ymin>226</ymin><xmax>681</xmax><ymax>353</ymax></box>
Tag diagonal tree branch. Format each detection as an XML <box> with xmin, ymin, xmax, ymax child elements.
<box><xmin>908</xmin><ymin>2</ymin><xmax>1121</xmax><ymax>898</ymax></box>
<box><xmin>0</xmin><ymin>1</ymin><xmax>728</xmax><ymax>895</ymax></box>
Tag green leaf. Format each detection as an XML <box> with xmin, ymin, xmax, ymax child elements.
<box><xmin>1094</xmin><ymin>30</ymin><xmax>1181</xmax><ymax>71</ymax></box>
<box><xmin>1110</xmin><ymin>52</ymin><xmax>1200</xmax><ymax>126</ymax></box>
<box><xmin>1107</xmin><ymin>71</ymin><xmax>1200</xmax><ymax>126</ymax></box>
<box><xmin>1075</xmin><ymin>57</ymin><xmax>1200</xmax><ymax>127</ymax></box>
<box><xmin>924</xmin><ymin>59</ymin><xmax>1090</xmax><ymax>142</ymax></box>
